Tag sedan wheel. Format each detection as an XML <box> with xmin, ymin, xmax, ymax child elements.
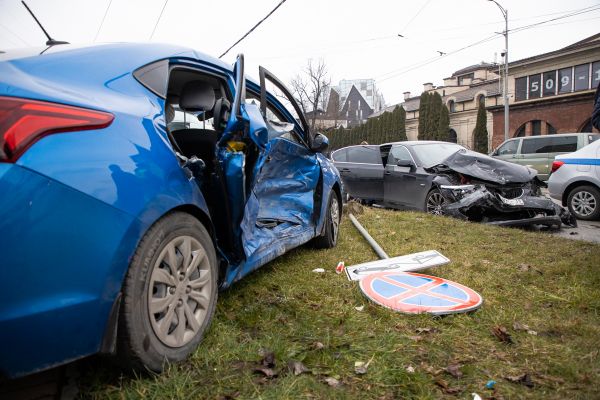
<box><xmin>567</xmin><ymin>186</ymin><xmax>600</xmax><ymax>220</ymax></box>
<box><xmin>313</xmin><ymin>191</ymin><xmax>341</xmax><ymax>248</ymax></box>
<box><xmin>118</xmin><ymin>212</ymin><xmax>217</xmax><ymax>372</ymax></box>
<box><xmin>426</xmin><ymin>189</ymin><xmax>447</xmax><ymax>215</ymax></box>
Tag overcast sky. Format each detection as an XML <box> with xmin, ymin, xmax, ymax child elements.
<box><xmin>1</xmin><ymin>0</ymin><xmax>599</xmax><ymax>105</ymax></box>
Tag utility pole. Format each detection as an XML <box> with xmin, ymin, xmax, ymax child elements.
<box><xmin>488</xmin><ymin>0</ymin><xmax>509</xmax><ymax>142</ymax></box>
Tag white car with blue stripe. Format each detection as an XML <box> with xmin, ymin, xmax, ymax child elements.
<box><xmin>548</xmin><ymin>138</ymin><xmax>600</xmax><ymax>220</ymax></box>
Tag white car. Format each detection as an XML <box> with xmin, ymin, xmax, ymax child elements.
<box><xmin>548</xmin><ymin>139</ymin><xmax>600</xmax><ymax>220</ymax></box>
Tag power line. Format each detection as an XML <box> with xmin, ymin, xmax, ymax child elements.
<box><xmin>219</xmin><ymin>0</ymin><xmax>287</xmax><ymax>59</ymax></box>
<box><xmin>399</xmin><ymin>0</ymin><xmax>433</xmax><ymax>35</ymax></box>
<box><xmin>149</xmin><ymin>0</ymin><xmax>169</xmax><ymax>40</ymax></box>
<box><xmin>94</xmin><ymin>0</ymin><xmax>112</xmax><ymax>42</ymax></box>
<box><xmin>0</xmin><ymin>21</ymin><xmax>29</xmax><ymax>46</ymax></box>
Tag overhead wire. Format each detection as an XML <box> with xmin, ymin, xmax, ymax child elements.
<box><xmin>94</xmin><ymin>0</ymin><xmax>112</xmax><ymax>42</ymax></box>
<box><xmin>149</xmin><ymin>0</ymin><xmax>169</xmax><ymax>40</ymax></box>
<box><xmin>398</xmin><ymin>0</ymin><xmax>433</xmax><ymax>35</ymax></box>
<box><xmin>219</xmin><ymin>0</ymin><xmax>287</xmax><ymax>59</ymax></box>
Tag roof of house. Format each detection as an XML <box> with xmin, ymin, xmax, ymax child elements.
<box><xmin>509</xmin><ymin>33</ymin><xmax>600</xmax><ymax>68</ymax></box>
<box><xmin>451</xmin><ymin>62</ymin><xmax>497</xmax><ymax>77</ymax></box>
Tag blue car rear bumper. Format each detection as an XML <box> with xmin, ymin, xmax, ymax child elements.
<box><xmin>0</xmin><ymin>163</ymin><xmax>141</xmax><ymax>377</ymax></box>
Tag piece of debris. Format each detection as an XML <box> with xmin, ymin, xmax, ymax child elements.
<box><xmin>416</xmin><ymin>327</ymin><xmax>439</xmax><ymax>334</ymax></box>
<box><xmin>253</xmin><ymin>367</ymin><xmax>277</xmax><ymax>378</ymax></box>
<box><xmin>569</xmin><ymin>231</ymin><xmax>578</xmax><ymax>235</ymax></box>
<box><xmin>513</xmin><ymin>322</ymin><xmax>537</xmax><ymax>335</ymax></box>
<box><xmin>355</xmin><ymin>361</ymin><xmax>368</xmax><ymax>375</ymax></box>
<box><xmin>312</xmin><ymin>268</ymin><xmax>325</xmax><ymax>273</ymax></box>
<box><xmin>287</xmin><ymin>360</ymin><xmax>310</xmax><ymax>376</ymax></box>
<box><xmin>486</xmin><ymin>380</ymin><xmax>496</xmax><ymax>389</ymax></box>
<box><xmin>435</xmin><ymin>378</ymin><xmax>462</xmax><ymax>394</ymax></box>
<box><xmin>312</xmin><ymin>341</ymin><xmax>324</xmax><ymax>350</ymax></box>
<box><xmin>446</xmin><ymin>363</ymin><xmax>463</xmax><ymax>379</ymax></box>
<box><xmin>504</xmin><ymin>373</ymin><xmax>534</xmax><ymax>388</ymax></box>
<box><xmin>335</xmin><ymin>261</ymin><xmax>345</xmax><ymax>274</ymax></box>
<box><xmin>406</xmin><ymin>365</ymin><xmax>415</xmax><ymax>373</ymax></box>
<box><xmin>354</xmin><ymin>305</ymin><xmax>365</xmax><ymax>311</ymax></box>
<box><xmin>491</xmin><ymin>325</ymin><xmax>514</xmax><ymax>344</ymax></box>
<box><xmin>471</xmin><ymin>393</ymin><xmax>482</xmax><ymax>400</ymax></box>
<box><xmin>323</xmin><ymin>377</ymin><xmax>341</xmax><ymax>387</ymax></box>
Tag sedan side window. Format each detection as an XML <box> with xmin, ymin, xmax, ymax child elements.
<box><xmin>388</xmin><ymin>145</ymin><xmax>412</xmax><ymax>165</ymax></box>
<box><xmin>347</xmin><ymin>146</ymin><xmax>381</xmax><ymax>164</ymax></box>
<box><xmin>497</xmin><ymin>140</ymin><xmax>518</xmax><ymax>155</ymax></box>
<box><xmin>332</xmin><ymin>149</ymin><xmax>347</xmax><ymax>161</ymax></box>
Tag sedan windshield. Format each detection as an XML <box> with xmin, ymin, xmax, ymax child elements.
<box><xmin>411</xmin><ymin>143</ymin><xmax>465</xmax><ymax>167</ymax></box>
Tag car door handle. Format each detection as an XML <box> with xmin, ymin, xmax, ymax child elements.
<box><xmin>384</xmin><ymin>171</ymin><xmax>391</xmax><ymax>175</ymax></box>
<box><xmin>339</xmin><ymin>168</ymin><xmax>350</xmax><ymax>172</ymax></box>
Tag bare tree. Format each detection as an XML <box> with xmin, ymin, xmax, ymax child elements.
<box><xmin>290</xmin><ymin>59</ymin><xmax>331</xmax><ymax>132</ymax></box>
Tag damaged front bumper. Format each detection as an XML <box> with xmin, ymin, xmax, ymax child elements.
<box><xmin>439</xmin><ymin>184</ymin><xmax>577</xmax><ymax>228</ymax></box>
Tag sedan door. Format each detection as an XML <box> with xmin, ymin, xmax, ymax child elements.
<box><xmin>335</xmin><ymin>146</ymin><xmax>384</xmax><ymax>202</ymax></box>
<box><xmin>383</xmin><ymin>144</ymin><xmax>430</xmax><ymax>210</ymax></box>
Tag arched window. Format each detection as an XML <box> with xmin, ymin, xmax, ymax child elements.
<box><xmin>580</xmin><ymin>118</ymin><xmax>593</xmax><ymax>133</ymax></box>
<box><xmin>448</xmin><ymin>129</ymin><xmax>457</xmax><ymax>143</ymax></box>
<box><xmin>514</xmin><ymin>120</ymin><xmax>557</xmax><ymax>137</ymax></box>
<box><xmin>448</xmin><ymin>100</ymin><xmax>455</xmax><ymax>113</ymax></box>
<box><xmin>477</xmin><ymin>95</ymin><xmax>485</xmax><ymax>107</ymax></box>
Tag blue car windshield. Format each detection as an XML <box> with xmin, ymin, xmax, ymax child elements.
<box><xmin>412</xmin><ymin>143</ymin><xmax>465</xmax><ymax>168</ymax></box>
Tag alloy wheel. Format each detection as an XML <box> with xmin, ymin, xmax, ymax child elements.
<box><xmin>427</xmin><ymin>192</ymin><xmax>447</xmax><ymax>215</ymax></box>
<box><xmin>330</xmin><ymin>195</ymin><xmax>340</xmax><ymax>242</ymax></box>
<box><xmin>148</xmin><ymin>236</ymin><xmax>212</xmax><ymax>348</ymax></box>
<box><xmin>571</xmin><ymin>190</ymin><xmax>597</xmax><ymax>217</ymax></box>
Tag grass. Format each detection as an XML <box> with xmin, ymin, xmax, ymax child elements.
<box><xmin>80</xmin><ymin>207</ymin><xmax>600</xmax><ymax>399</ymax></box>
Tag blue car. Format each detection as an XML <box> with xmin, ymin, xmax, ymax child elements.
<box><xmin>0</xmin><ymin>43</ymin><xmax>342</xmax><ymax>378</ymax></box>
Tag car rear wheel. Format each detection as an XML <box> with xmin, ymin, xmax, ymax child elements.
<box><xmin>425</xmin><ymin>189</ymin><xmax>447</xmax><ymax>215</ymax></box>
<box><xmin>567</xmin><ymin>185</ymin><xmax>600</xmax><ymax>220</ymax></box>
<box><xmin>313</xmin><ymin>191</ymin><xmax>341</xmax><ymax>248</ymax></box>
<box><xmin>117</xmin><ymin>212</ymin><xmax>217</xmax><ymax>372</ymax></box>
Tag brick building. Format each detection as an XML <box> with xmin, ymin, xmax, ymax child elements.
<box><xmin>489</xmin><ymin>33</ymin><xmax>600</xmax><ymax>149</ymax></box>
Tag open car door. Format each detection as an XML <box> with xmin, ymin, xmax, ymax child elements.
<box><xmin>232</xmin><ymin>66</ymin><xmax>322</xmax><ymax>279</ymax></box>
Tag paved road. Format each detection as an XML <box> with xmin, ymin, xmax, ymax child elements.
<box><xmin>551</xmin><ymin>219</ymin><xmax>600</xmax><ymax>244</ymax></box>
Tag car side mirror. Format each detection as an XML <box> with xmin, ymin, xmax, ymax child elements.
<box><xmin>396</xmin><ymin>159</ymin><xmax>415</xmax><ymax>171</ymax></box>
<box><xmin>311</xmin><ymin>132</ymin><xmax>329</xmax><ymax>153</ymax></box>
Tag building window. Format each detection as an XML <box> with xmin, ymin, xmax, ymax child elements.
<box><xmin>531</xmin><ymin>120</ymin><xmax>541</xmax><ymax>136</ymax></box>
<box><xmin>593</xmin><ymin>61</ymin><xmax>600</xmax><ymax>88</ymax></box>
<box><xmin>448</xmin><ymin>129</ymin><xmax>457</xmax><ymax>143</ymax></box>
<box><xmin>360</xmin><ymin>82</ymin><xmax>367</xmax><ymax>90</ymax></box>
<box><xmin>448</xmin><ymin>100</ymin><xmax>455</xmax><ymax>113</ymax></box>
<box><xmin>515</xmin><ymin>125</ymin><xmax>526</xmax><ymax>137</ymax></box>
<box><xmin>542</xmin><ymin>71</ymin><xmax>556</xmax><ymax>97</ymax></box>
<box><xmin>458</xmin><ymin>73</ymin><xmax>474</xmax><ymax>85</ymax></box>
<box><xmin>478</xmin><ymin>95</ymin><xmax>485</xmax><ymax>107</ymax></box>
<box><xmin>574</xmin><ymin>64</ymin><xmax>590</xmax><ymax>91</ymax></box>
<box><xmin>558</xmin><ymin>67</ymin><xmax>572</xmax><ymax>94</ymax></box>
<box><xmin>515</xmin><ymin>77</ymin><xmax>528</xmax><ymax>101</ymax></box>
<box><xmin>529</xmin><ymin>74</ymin><xmax>541</xmax><ymax>99</ymax></box>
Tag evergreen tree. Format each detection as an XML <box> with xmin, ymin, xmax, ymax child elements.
<box><xmin>397</xmin><ymin>106</ymin><xmax>407</xmax><ymax>141</ymax></box>
<box><xmin>473</xmin><ymin>103</ymin><xmax>489</xmax><ymax>153</ymax></box>
<box><xmin>437</xmin><ymin>104</ymin><xmax>450</xmax><ymax>141</ymax></box>
<box><xmin>429</xmin><ymin>92</ymin><xmax>443</xmax><ymax>140</ymax></box>
<box><xmin>417</xmin><ymin>92</ymin><xmax>430</xmax><ymax>140</ymax></box>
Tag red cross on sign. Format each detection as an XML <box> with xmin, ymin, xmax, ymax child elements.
<box><xmin>359</xmin><ymin>271</ymin><xmax>483</xmax><ymax>315</ymax></box>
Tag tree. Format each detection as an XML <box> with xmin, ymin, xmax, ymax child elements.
<box><xmin>290</xmin><ymin>59</ymin><xmax>331</xmax><ymax>132</ymax></box>
<box><xmin>417</xmin><ymin>92</ymin><xmax>430</xmax><ymax>140</ymax></box>
<box><xmin>429</xmin><ymin>92</ymin><xmax>443</xmax><ymax>139</ymax></box>
<box><xmin>437</xmin><ymin>104</ymin><xmax>450</xmax><ymax>141</ymax></box>
<box><xmin>473</xmin><ymin>102</ymin><xmax>489</xmax><ymax>153</ymax></box>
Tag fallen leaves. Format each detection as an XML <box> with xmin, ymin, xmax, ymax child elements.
<box><xmin>445</xmin><ymin>363</ymin><xmax>463</xmax><ymax>379</ymax></box>
<box><xmin>435</xmin><ymin>378</ymin><xmax>462</xmax><ymax>395</ymax></box>
<box><xmin>512</xmin><ymin>321</ymin><xmax>537</xmax><ymax>335</ymax></box>
<box><xmin>516</xmin><ymin>264</ymin><xmax>543</xmax><ymax>274</ymax></box>
<box><xmin>287</xmin><ymin>360</ymin><xmax>310</xmax><ymax>376</ymax></box>
<box><xmin>504</xmin><ymin>373</ymin><xmax>534</xmax><ymax>388</ymax></box>
<box><xmin>491</xmin><ymin>325</ymin><xmax>514</xmax><ymax>344</ymax></box>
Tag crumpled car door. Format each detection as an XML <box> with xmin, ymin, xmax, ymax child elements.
<box><xmin>237</xmin><ymin>67</ymin><xmax>320</xmax><ymax>274</ymax></box>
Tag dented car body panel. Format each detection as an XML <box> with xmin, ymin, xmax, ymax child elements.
<box><xmin>333</xmin><ymin>141</ymin><xmax>575</xmax><ymax>227</ymax></box>
<box><xmin>0</xmin><ymin>43</ymin><xmax>341</xmax><ymax>378</ymax></box>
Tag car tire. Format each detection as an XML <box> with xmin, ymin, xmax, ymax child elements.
<box><xmin>117</xmin><ymin>212</ymin><xmax>218</xmax><ymax>372</ymax></box>
<box><xmin>313</xmin><ymin>191</ymin><xmax>341</xmax><ymax>248</ymax></box>
<box><xmin>425</xmin><ymin>188</ymin><xmax>446</xmax><ymax>215</ymax></box>
<box><xmin>567</xmin><ymin>185</ymin><xmax>600</xmax><ymax>220</ymax></box>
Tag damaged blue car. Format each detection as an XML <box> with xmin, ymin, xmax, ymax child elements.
<box><xmin>0</xmin><ymin>43</ymin><xmax>342</xmax><ymax>378</ymax></box>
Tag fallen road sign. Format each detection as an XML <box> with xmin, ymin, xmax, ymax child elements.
<box><xmin>359</xmin><ymin>271</ymin><xmax>483</xmax><ymax>315</ymax></box>
<box><xmin>345</xmin><ymin>250</ymin><xmax>449</xmax><ymax>281</ymax></box>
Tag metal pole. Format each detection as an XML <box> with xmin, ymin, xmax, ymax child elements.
<box><xmin>504</xmin><ymin>9</ymin><xmax>509</xmax><ymax>142</ymax></box>
<box><xmin>348</xmin><ymin>214</ymin><xmax>389</xmax><ymax>259</ymax></box>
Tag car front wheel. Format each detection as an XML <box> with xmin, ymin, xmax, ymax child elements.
<box><xmin>117</xmin><ymin>212</ymin><xmax>218</xmax><ymax>372</ymax></box>
<box><xmin>567</xmin><ymin>185</ymin><xmax>600</xmax><ymax>220</ymax></box>
<box><xmin>425</xmin><ymin>188</ymin><xmax>447</xmax><ymax>215</ymax></box>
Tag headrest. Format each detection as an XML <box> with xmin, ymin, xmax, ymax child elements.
<box><xmin>179</xmin><ymin>81</ymin><xmax>216</xmax><ymax>112</ymax></box>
